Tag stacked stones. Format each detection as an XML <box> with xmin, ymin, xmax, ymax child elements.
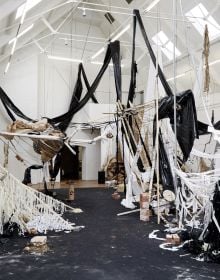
<box><xmin>140</xmin><ymin>193</ymin><xmax>150</xmax><ymax>222</ymax></box>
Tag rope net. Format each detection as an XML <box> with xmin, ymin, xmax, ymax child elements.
<box><xmin>0</xmin><ymin>164</ymin><xmax>74</xmax><ymax>234</ymax></box>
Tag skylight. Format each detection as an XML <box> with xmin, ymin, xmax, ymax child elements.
<box><xmin>16</xmin><ymin>0</ymin><xmax>42</xmax><ymax>19</ymax></box>
<box><xmin>152</xmin><ymin>31</ymin><xmax>181</xmax><ymax>60</ymax></box>
<box><xmin>185</xmin><ymin>3</ymin><xmax>220</xmax><ymax>41</ymax></box>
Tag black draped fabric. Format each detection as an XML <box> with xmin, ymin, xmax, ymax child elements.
<box><xmin>127</xmin><ymin>14</ymin><xmax>137</xmax><ymax>106</ymax></box>
<box><xmin>134</xmin><ymin>9</ymin><xmax>173</xmax><ymax>97</ymax></box>
<box><xmin>49</xmin><ymin>152</ymin><xmax>62</xmax><ymax>180</ymax></box>
<box><xmin>0</xmin><ymin>41</ymin><xmax>121</xmax><ymax>132</ymax></box>
<box><xmin>193</xmin><ymin>185</ymin><xmax>220</xmax><ymax>262</ymax></box>
<box><xmin>197</xmin><ymin>121</ymin><xmax>210</xmax><ymax>135</ymax></box>
<box><xmin>58</xmin><ymin>63</ymin><xmax>86</xmax><ymax>131</ymax></box>
<box><xmin>132</xmin><ymin>10</ymin><xmax>198</xmax><ymax>162</ymax></box>
<box><xmin>158</xmin><ymin>130</ymin><xmax>174</xmax><ymax>192</ymax></box>
<box><xmin>110</xmin><ymin>42</ymin><xmax>122</xmax><ymax>102</ymax></box>
<box><xmin>22</xmin><ymin>165</ymin><xmax>43</xmax><ymax>185</ymax></box>
<box><xmin>0</xmin><ymin>87</ymin><xmax>35</xmax><ymax>122</ymax></box>
<box><xmin>203</xmin><ymin>185</ymin><xmax>220</xmax><ymax>246</ymax></box>
<box><xmin>0</xmin><ymin>64</ymin><xmax>95</xmax><ymax>128</ymax></box>
<box><xmin>153</xmin><ymin>90</ymin><xmax>199</xmax><ymax>162</ymax></box>
<box><xmin>49</xmin><ymin>41</ymin><xmax>122</xmax><ymax>129</ymax></box>
<box><xmin>197</xmin><ymin>120</ymin><xmax>220</xmax><ymax>136</ymax></box>
<box><xmin>81</xmin><ymin>64</ymin><xmax>98</xmax><ymax>104</ymax></box>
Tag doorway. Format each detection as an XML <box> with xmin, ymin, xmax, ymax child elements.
<box><xmin>60</xmin><ymin>145</ymin><xmax>83</xmax><ymax>181</ymax></box>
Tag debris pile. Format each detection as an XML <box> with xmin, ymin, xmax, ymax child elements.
<box><xmin>106</xmin><ymin>157</ymin><xmax>125</xmax><ymax>184</ymax></box>
<box><xmin>24</xmin><ymin>236</ymin><xmax>49</xmax><ymax>254</ymax></box>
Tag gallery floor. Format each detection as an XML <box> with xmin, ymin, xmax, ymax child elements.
<box><xmin>0</xmin><ymin>187</ymin><xmax>219</xmax><ymax>280</ymax></box>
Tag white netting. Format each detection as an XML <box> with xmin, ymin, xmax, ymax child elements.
<box><xmin>0</xmin><ymin>164</ymin><xmax>75</xmax><ymax>234</ymax></box>
<box><xmin>174</xmin><ymin>167</ymin><xmax>219</xmax><ymax>230</ymax></box>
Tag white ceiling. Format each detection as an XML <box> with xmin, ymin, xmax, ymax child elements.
<box><xmin>1</xmin><ymin>0</ymin><xmax>220</xmax><ymax>93</ymax></box>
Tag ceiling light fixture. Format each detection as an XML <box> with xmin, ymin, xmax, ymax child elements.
<box><xmin>110</xmin><ymin>24</ymin><xmax>130</xmax><ymax>42</ymax></box>
<box><xmin>4</xmin><ymin>62</ymin><xmax>11</xmax><ymax>74</ymax></box>
<box><xmin>82</xmin><ymin>7</ymin><xmax>86</xmax><ymax>16</ymax></box>
<box><xmin>166</xmin><ymin>73</ymin><xmax>186</xmax><ymax>82</ymax></box>
<box><xmin>4</xmin><ymin>1</ymin><xmax>28</xmax><ymax>74</ymax></box>
<box><xmin>16</xmin><ymin>0</ymin><xmax>42</xmax><ymax>19</ymax></box>
<box><xmin>166</xmin><ymin>58</ymin><xmax>220</xmax><ymax>82</ymax></box>
<box><xmin>91</xmin><ymin>24</ymin><xmax>130</xmax><ymax>59</ymax></box>
<box><xmin>47</xmin><ymin>55</ymin><xmax>83</xmax><ymax>63</ymax></box>
<box><xmin>91</xmin><ymin>47</ymin><xmax>105</xmax><ymax>60</ymax></box>
<box><xmin>91</xmin><ymin>61</ymin><xmax>124</xmax><ymax>67</ymax></box>
<box><xmin>10</xmin><ymin>39</ymin><xmax>17</xmax><ymax>55</ymax></box>
<box><xmin>144</xmin><ymin>0</ymin><xmax>161</xmax><ymax>13</ymax></box>
<box><xmin>209</xmin><ymin>59</ymin><xmax>220</xmax><ymax>66</ymax></box>
<box><xmin>8</xmin><ymin>24</ymin><xmax>34</xmax><ymax>45</ymax></box>
<box><xmin>77</xmin><ymin>6</ymin><xmax>130</xmax><ymax>16</ymax></box>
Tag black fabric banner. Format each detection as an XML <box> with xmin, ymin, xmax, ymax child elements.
<box><xmin>132</xmin><ymin>10</ymin><xmax>198</xmax><ymax>162</ymax></box>
<box><xmin>127</xmin><ymin>14</ymin><xmax>137</xmax><ymax>106</ymax></box>
<box><xmin>49</xmin><ymin>41</ymin><xmax>122</xmax><ymax>129</ymax></box>
<box><xmin>134</xmin><ymin>9</ymin><xmax>173</xmax><ymax>98</ymax></box>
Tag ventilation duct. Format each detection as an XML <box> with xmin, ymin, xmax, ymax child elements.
<box><xmin>104</xmin><ymin>12</ymin><xmax>115</xmax><ymax>24</ymax></box>
<box><xmin>125</xmin><ymin>0</ymin><xmax>134</xmax><ymax>4</ymax></box>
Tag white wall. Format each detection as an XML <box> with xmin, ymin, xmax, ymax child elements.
<box><xmin>0</xmin><ymin>55</ymin><xmax>39</xmax><ymax>181</ymax></box>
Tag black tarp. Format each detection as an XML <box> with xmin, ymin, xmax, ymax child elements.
<box><xmin>154</xmin><ymin>90</ymin><xmax>199</xmax><ymax>162</ymax></box>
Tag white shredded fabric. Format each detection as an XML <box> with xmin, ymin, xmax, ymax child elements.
<box><xmin>159</xmin><ymin>241</ymin><xmax>189</xmax><ymax>252</ymax></box>
<box><xmin>148</xmin><ymin>230</ymin><xmax>166</xmax><ymax>241</ymax></box>
<box><xmin>0</xmin><ymin>164</ymin><xmax>75</xmax><ymax>234</ymax></box>
<box><xmin>174</xmin><ymin>167</ymin><xmax>220</xmax><ymax>236</ymax></box>
<box><xmin>191</xmin><ymin>148</ymin><xmax>220</xmax><ymax>159</ymax></box>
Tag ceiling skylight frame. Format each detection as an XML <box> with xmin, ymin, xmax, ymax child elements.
<box><xmin>152</xmin><ymin>31</ymin><xmax>181</xmax><ymax>61</ymax></box>
<box><xmin>185</xmin><ymin>3</ymin><xmax>220</xmax><ymax>41</ymax></box>
<box><xmin>16</xmin><ymin>0</ymin><xmax>42</xmax><ymax>20</ymax></box>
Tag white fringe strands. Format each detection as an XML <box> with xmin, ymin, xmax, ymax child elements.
<box><xmin>175</xmin><ymin>167</ymin><xmax>220</xmax><ymax>232</ymax></box>
<box><xmin>0</xmin><ymin>164</ymin><xmax>75</xmax><ymax>234</ymax></box>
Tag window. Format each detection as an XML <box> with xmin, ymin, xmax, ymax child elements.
<box><xmin>16</xmin><ymin>0</ymin><xmax>42</xmax><ymax>19</ymax></box>
<box><xmin>185</xmin><ymin>3</ymin><xmax>220</xmax><ymax>41</ymax></box>
<box><xmin>152</xmin><ymin>31</ymin><xmax>181</xmax><ymax>60</ymax></box>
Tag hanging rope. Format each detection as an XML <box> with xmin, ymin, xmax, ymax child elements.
<box><xmin>3</xmin><ymin>142</ymin><xmax>9</xmax><ymax>168</ymax></box>
<box><xmin>203</xmin><ymin>24</ymin><xmax>210</xmax><ymax>94</ymax></box>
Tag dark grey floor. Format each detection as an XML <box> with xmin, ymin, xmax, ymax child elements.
<box><xmin>0</xmin><ymin>188</ymin><xmax>219</xmax><ymax>280</ymax></box>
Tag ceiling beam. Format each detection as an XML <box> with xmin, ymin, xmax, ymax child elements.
<box><xmin>0</xmin><ymin>0</ymin><xmax>84</xmax><ymax>66</ymax></box>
